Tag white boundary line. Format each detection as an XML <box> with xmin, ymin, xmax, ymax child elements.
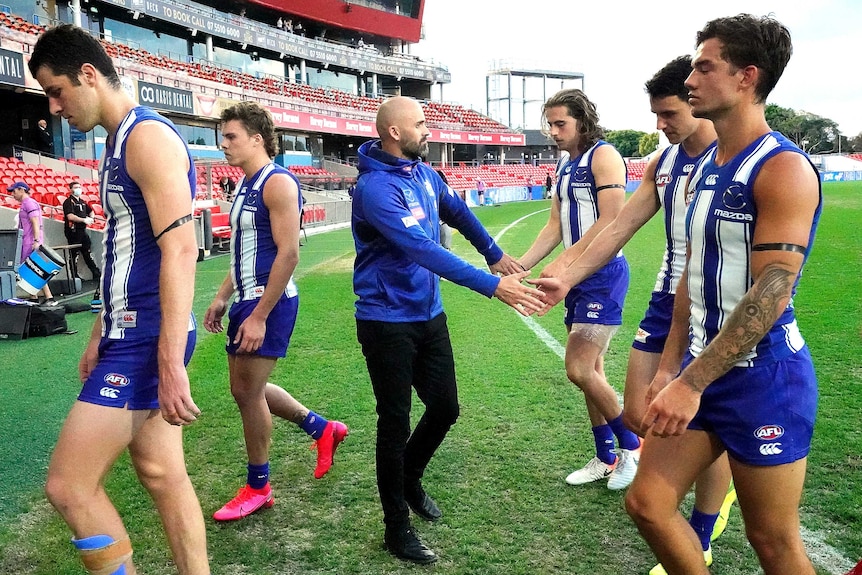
<box><xmin>493</xmin><ymin>208</ymin><xmax>853</xmax><ymax>575</ymax></box>
<box><xmin>494</xmin><ymin>209</ymin><xmax>567</xmax><ymax>362</ymax></box>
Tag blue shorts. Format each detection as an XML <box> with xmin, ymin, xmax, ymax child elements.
<box><xmin>687</xmin><ymin>346</ymin><xmax>818</xmax><ymax>466</ymax></box>
<box><xmin>632</xmin><ymin>291</ymin><xmax>674</xmax><ymax>353</ymax></box>
<box><xmin>564</xmin><ymin>258</ymin><xmax>629</xmax><ymax>326</ymax></box>
<box><xmin>226</xmin><ymin>293</ymin><xmax>298</xmax><ymax>358</ymax></box>
<box><xmin>78</xmin><ymin>330</ymin><xmax>197</xmax><ymax>410</ymax></box>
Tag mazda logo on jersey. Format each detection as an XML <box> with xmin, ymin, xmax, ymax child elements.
<box><xmin>722</xmin><ymin>183</ymin><xmax>746</xmax><ymax>210</ymax></box>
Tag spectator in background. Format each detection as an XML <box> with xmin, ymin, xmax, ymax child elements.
<box><xmin>219</xmin><ymin>175</ymin><xmax>236</xmax><ymax>201</ymax></box>
<box><xmin>545</xmin><ymin>172</ymin><xmax>553</xmax><ymax>198</ymax></box>
<box><xmin>285</xmin><ymin>19</ymin><xmax>293</xmax><ymax>33</ymax></box>
<box><xmin>37</xmin><ymin>118</ymin><xmax>53</xmax><ymax>154</ymax></box>
<box><xmin>276</xmin><ymin>17</ymin><xmax>284</xmax><ymax>30</ymax></box>
<box><xmin>476</xmin><ymin>177</ymin><xmax>486</xmax><ymax>206</ymax></box>
<box><xmin>9</xmin><ymin>181</ymin><xmax>57</xmax><ymax>304</ymax></box>
<box><xmin>62</xmin><ymin>181</ymin><xmax>101</xmax><ymax>286</ymax></box>
<box><xmin>435</xmin><ymin>169</ymin><xmax>454</xmax><ymax>250</ymax></box>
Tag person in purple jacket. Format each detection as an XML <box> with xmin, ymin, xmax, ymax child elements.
<box><xmin>351</xmin><ymin>96</ymin><xmax>544</xmax><ymax>564</ymax></box>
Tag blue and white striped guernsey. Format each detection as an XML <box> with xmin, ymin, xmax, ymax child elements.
<box><xmin>651</xmin><ymin>142</ymin><xmax>716</xmax><ymax>295</ymax></box>
<box><xmin>555</xmin><ymin>141</ymin><xmax>626</xmax><ymax>265</ymax></box>
<box><xmin>684</xmin><ymin>131</ymin><xmax>822</xmax><ymax>367</ymax></box>
<box><xmin>229</xmin><ymin>162</ymin><xmax>301</xmax><ymax>301</ymax></box>
<box><xmin>99</xmin><ymin>106</ymin><xmax>196</xmax><ymax>339</ymax></box>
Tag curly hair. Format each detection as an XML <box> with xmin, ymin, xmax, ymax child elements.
<box><xmin>542</xmin><ymin>89</ymin><xmax>603</xmax><ymax>152</ymax></box>
<box><xmin>696</xmin><ymin>14</ymin><xmax>792</xmax><ymax>104</ymax></box>
<box><xmin>220</xmin><ymin>101</ymin><xmax>279</xmax><ymax>158</ymax></box>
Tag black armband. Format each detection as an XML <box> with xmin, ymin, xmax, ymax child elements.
<box><xmin>751</xmin><ymin>243</ymin><xmax>807</xmax><ymax>254</ymax></box>
<box><xmin>595</xmin><ymin>184</ymin><xmax>626</xmax><ymax>192</ymax></box>
<box><xmin>154</xmin><ymin>214</ymin><xmax>193</xmax><ymax>242</ymax></box>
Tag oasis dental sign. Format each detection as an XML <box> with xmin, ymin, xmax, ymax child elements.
<box><xmin>137</xmin><ymin>81</ymin><xmax>195</xmax><ymax>115</ymax></box>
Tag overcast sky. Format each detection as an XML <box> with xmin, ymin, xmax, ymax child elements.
<box><xmin>414</xmin><ymin>0</ymin><xmax>861</xmax><ymax>139</ymax></box>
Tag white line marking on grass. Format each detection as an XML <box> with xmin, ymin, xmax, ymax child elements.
<box><xmin>494</xmin><ymin>207</ymin><xmax>851</xmax><ymax>575</ymax></box>
<box><xmin>801</xmin><ymin>528</ymin><xmax>855</xmax><ymax>574</ymax></box>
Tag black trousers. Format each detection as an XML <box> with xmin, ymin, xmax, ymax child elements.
<box><xmin>356</xmin><ymin>313</ymin><xmax>460</xmax><ymax>527</ymax></box>
<box><xmin>65</xmin><ymin>232</ymin><xmax>100</xmax><ymax>278</ymax></box>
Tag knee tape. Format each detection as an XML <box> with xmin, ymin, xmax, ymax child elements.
<box><xmin>569</xmin><ymin>323</ymin><xmax>619</xmax><ymax>356</ymax></box>
<box><xmin>72</xmin><ymin>535</ymin><xmax>133</xmax><ymax>575</ymax></box>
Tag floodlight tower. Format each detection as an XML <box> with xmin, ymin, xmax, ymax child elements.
<box><xmin>486</xmin><ymin>62</ymin><xmax>585</xmax><ymax>130</ymax></box>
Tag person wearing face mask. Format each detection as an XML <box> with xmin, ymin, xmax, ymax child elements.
<box><xmin>62</xmin><ymin>180</ymin><xmax>101</xmax><ymax>285</ymax></box>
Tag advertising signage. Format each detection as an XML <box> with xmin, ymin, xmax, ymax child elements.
<box><xmin>0</xmin><ymin>48</ymin><xmax>26</xmax><ymax>87</ymax></box>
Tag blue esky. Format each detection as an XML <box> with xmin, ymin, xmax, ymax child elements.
<box><xmin>416</xmin><ymin>0</ymin><xmax>861</xmax><ymax>139</ymax></box>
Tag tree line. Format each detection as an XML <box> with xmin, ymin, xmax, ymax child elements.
<box><xmin>605</xmin><ymin>104</ymin><xmax>862</xmax><ymax>158</ymax></box>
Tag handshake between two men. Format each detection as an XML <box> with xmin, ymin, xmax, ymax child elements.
<box><xmin>487</xmin><ymin>252</ymin><xmax>578</xmax><ymax>318</ymax></box>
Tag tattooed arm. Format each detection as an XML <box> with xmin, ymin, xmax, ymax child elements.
<box><xmin>644</xmin><ymin>150</ymin><xmax>820</xmax><ymax>437</ymax></box>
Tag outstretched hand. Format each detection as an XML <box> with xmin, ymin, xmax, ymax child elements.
<box><xmin>494</xmin><ymin>271</ymin><xmax>546</xmax><ymax>316</ymax></box>
<box><xmin>489</xmin><ymin>253</ymin><xmax>526</xmax><ymax>276</ymax></box>
<box><xmin>526</xmin><ymin>276</ymin><xmax>570</xmax><ymax>316</ymax></box>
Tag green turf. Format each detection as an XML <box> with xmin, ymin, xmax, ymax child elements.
<box><xmin>0</xmin><ymin>182</ymin><xmax>859</xmax><ymax>574</ymax></box>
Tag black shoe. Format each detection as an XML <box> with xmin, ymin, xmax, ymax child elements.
<box><xmin>384</xmin><ymin>525</ymin><xmax>438</xmax><ymax>564</ymax></box>
<box><xmin>405</xmin><ymin>487</ymin><xmax>442</xmax><ymax>522</ymax></box>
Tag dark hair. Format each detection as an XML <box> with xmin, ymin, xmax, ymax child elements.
<box><xmin>695</xmin><ymin>14</ymin><xmax>792</xmax><ymax>103</ymax></box>
<box><xmin>67</xmin><ymin>181</ymin><xmax>82</xmax><ymax>190</ymax></box>
<box><xmin>542</xmin><ymin>89</ymin><xmax>603</xmax><ymax>151</ymax></box>
<box><xmin>220</xmin><ymin>101</ymin><xmax>278</xmax><ymax>158</ymax></box>
<box><xmin>645</xmin><ymin>56</ymin><xmax>692</xmax><ymax>101</ymax></box>
<box><xmin>29</xmin><ymin>24</ymin><xmax>120</xmax><ymax>89</ymax></box>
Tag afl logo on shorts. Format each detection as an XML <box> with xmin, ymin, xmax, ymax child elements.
<box><xmin>104</xmin><ymin>373</ymin><xmax>130</xmax><ymax>387</ymax></box>
<box><xmin>754</xmin><ymin>425</ymin><xmax>784</xmax><ymax>441</ymax></box>
<box><xmin>587</xmin><ymin>302</ymin><xmax>604</xmax><ymax>311</ymax></box>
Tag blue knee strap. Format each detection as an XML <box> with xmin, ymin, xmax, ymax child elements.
<box><xmin>72</xmin><ymin>535</ymin><xmax>117</xmax><ymax>550</ymax></box>
<box><xmin>71</xmin><ymin>535</ymin><xmax>128</xmax><ymax>574</ymax></box>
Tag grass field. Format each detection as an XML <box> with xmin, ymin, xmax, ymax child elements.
<box><xmin>0</xmin><ymin>181</ymin><xmax>860</xmax><ymax>574</ymax></box>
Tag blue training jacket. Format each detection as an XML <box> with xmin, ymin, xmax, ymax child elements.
<box><xmin>352</xmin><ymin>140</ymin><xmax>503</xmax><ymax>322</ymax></box>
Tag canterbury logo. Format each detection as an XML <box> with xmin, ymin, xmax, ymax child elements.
<box><xmin>705</xmin><ymin>174</ymin><xmax>718</xmax><ymax>185</ymax></box>
<box><xmin>759</xmin><ymin>443</ymin><xmax>783</xmax><ymax>456</ymax></box>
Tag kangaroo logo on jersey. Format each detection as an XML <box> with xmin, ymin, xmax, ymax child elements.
<box><xmin>403</xmin><ymin>188</ymin><xmax>417</xmax><ymax>205</ymax></box>
<box><xmin>754</xmin><ymin>425</ymin><xmax>784</xmax><ymax>441</ymax></box>
<box><xmin>722</xmin><ymin>183</ymin><xmax>746</xmax><ymax>210</ymax></box>
<box><xmin>573</xmin><ymin>167</ymin><xmax>589</xmax><ymax>183</ymax></box>
<box><xmin>108</xmin><ymin>160</ymin><xmax>121</xmax><ymax>182</ymax></box>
